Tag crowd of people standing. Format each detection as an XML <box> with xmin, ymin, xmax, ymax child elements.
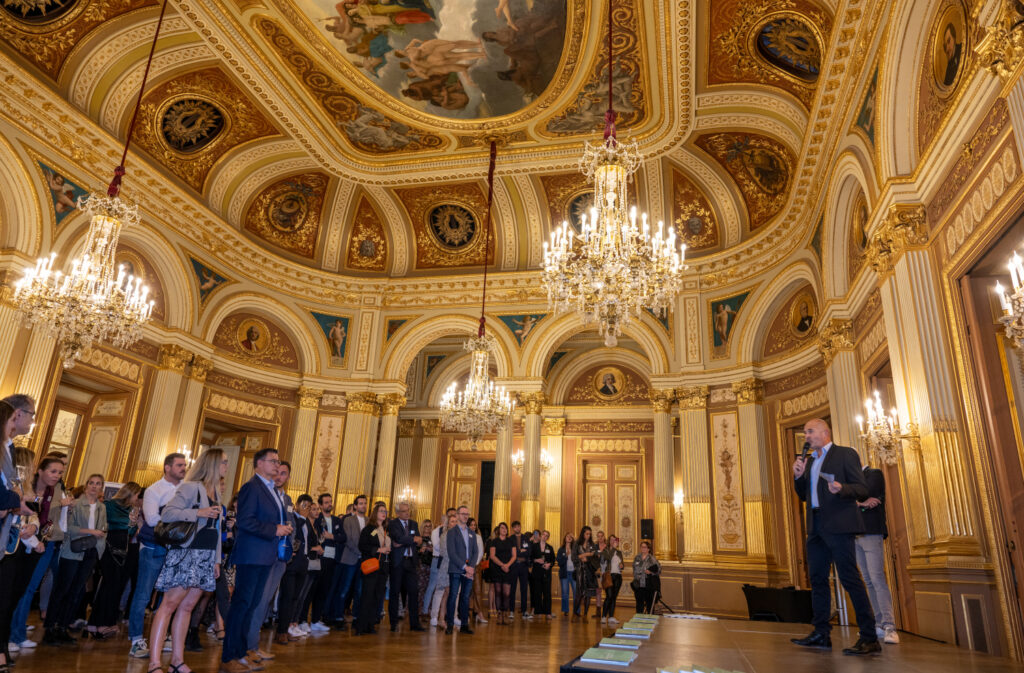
<box><xmin>0</xmin><ymin>393</ymin><xmax>663</xmax><ymax>673</ymax></box>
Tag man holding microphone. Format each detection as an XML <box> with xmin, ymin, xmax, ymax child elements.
<box><xmin>791</xmin><ymin>419</ymin><xmax>880</xmax><ymax>656</ymax></box>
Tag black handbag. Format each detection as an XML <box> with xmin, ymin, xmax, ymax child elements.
<box><xmin>153</xmin><ymin>491</ymin><xmax>201</xmax><ymax>547</ymax></box>
<box><xmin>70</xmin><ymin>534</ymin><xmax>97</xmax><ymax>553</ymax></box>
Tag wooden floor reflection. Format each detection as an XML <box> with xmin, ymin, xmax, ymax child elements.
<box><xmin>9</xmin><ymin>613</ymin><xmax>1024</xmax><ymax>673</ymax></box>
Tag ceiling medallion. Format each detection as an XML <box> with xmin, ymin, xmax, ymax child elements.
<box><xmin>542</xmin><ymin>0</ymin><xmax>686</xmax><ymax>347</ymax></box>
<box><xmin>428</xmin><ymin>203</ymin><xmax>477</xmax><ymax>250</ymax></box>
<box><xmin>267</xmin><ymin>183</ymin><xmax>312</xmax><ymax>233</ymax></box>
<box><xmin>0</xmin><ymin>0</ymin><xmax>78</xmax><ymax>24</ymax></box>
<box><xmin>567</xmin><ymin>191</ymin><xmax>595</xmax><ymax>233</ymax></box>
<box><xmin>160</xmin><ymin>98</ymin><xmax>225</xmax><ymax>154</ymax></box>
<box><xmin>755</xmin><ymin>15</ymin><xmax>821</xmax><ymax>83</ymax></box>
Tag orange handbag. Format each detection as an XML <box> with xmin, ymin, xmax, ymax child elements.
<box><xmin>479</xmin><ymin>559</ymin><xmax>490</xmax><ymax>571</ymax></box>
<box><xmin>360</xmin><ymin>557</ymin><xmax>380</xmax><ymax>575</ymax></box>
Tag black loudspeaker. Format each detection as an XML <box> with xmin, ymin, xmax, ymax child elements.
<box><xmin>640</xmin><ymin>518</ymin><xmax>654</xmax><ymax>540</ymax></box>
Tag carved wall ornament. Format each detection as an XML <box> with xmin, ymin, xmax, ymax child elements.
<box><xmin>731</xmin><ymin>378</ymin><xmax>764</xmax><ymax>405</ymax></box>
<box><xmin>676</xmin><ymin>385</ymin><xmax>709</xmax><ymax>409</ymax></box>
<box><xmin>297</xmin><ymin>386</ymin><xmax>324</xmax><ymax>409</ymax></box>
<box><xmin>78</xmin><ymin>346</ymin><xmax>141</xmax><ymax>383</ymax></box>
<box><xmin>817</xmin><ymin>318</ymin><xmax>854</xmax><ymax>366</ymax></box>
<box><xmin>696</xmin><ymin>132</ymin><xmax>794</xmax><ymax>230</ymax></box>
<box><xmin>780</xmin><ymin>386</ymin><xmax>829</xmax><ymax>418</ymax></box>
<box><xmin>212</xmin><ymin>312</ymin><xmax>300</xmax><ymax>371</ymax></box>
<box><xmin>944</xmin><ymin>144</ymin><xmax>1019</xmax><ymax>258</ymax></box>
<box><xmin>205</xmin><ymin>372</ymin><xmax>295</xmax><ymax>402</ymax></box>
<box><xmin>452</xmin><ymin>439</ymin><xmax>497</xmax><ymax>452</ymax></box>
<box><xmin>542</xmin><ymin>417</ymin><xmax>566</xmax><ymax>436</ymax></box>
<box><xmin>207</xmin><ymin>391</ymin><xmax>277</xmax><ymax>422</ymax></box>
<box><xmin>764</xmin><ymin>363</ymin><xmax>827</xmax><ymax>396</ymax></box>
<box><xmin>244</xmin><ymin>173</ymin><xmax>328</xmax><ymax>259</ymax></box>
<box><xmin>159</xmin><ymin>98</ymin><xmax>225</xmax><ymax>154</ymax></box>
<box><xmin>320</xmin><ymin>393</ymin><xmax>348</xmax><ymax>409</ymax></box>
<box><xmin>566</xmin><ymin>364</ymin><xmax>649</xmax><ymax>406</ymax></box>
<box><xmin>580</xmin><ymin>439</ymin><xmax>641</xmax><ymax>453</ymax></box>
<box><xmin>346</xmin><ymin>195</ymin><xmax>388</xmax><ymax>272</ymax></box>
<box><xmin>347</xmin><ymin>392</ymin><xmax>381</xmax><ymax>415</ymax></box>
<box><xmin>649</xmin><ymin>389</ymin><xmax>674</xmax><ymax>413</ymax></box>
<box><xmin>671</xmin><ymin>168</ymin><xmax>719</xmax><ymax>252</ymax></box>
<box><xmin>565</xmin><ymin>421</ymin><xmax>653</xmax><ymax>434</ymax></box>
<box><xmin>709</xmin><ymin>387</ymin><xmax>737</xmax><ymax>405</ymax></box>
<box><xmin>395</xmin><ymin>182</ymin><xmax>494</xmax><ymax>269</ymax></box>
<box><xmin>189</xmin><ymin>355</ymin><xmax>213</xmax><ymax>382</ymax></box>
<box><xmin>917</xmin><ymin>0</ymin><xmax>972</xmax><ymax>156</ymax></box>
<box><xmin>378</xmin><ymin>393</ymin><xmax>406</xmax><ymax>416</ymax></box>
<box><xmin>866</xmin><ymin>204</ymin><xmax>928</xmax><ymax>275</ymax></box>
<box><xmin>397</xmin><ymin>419</ymin><xmax>416</xmax><ymax>437</ymax></box>
<box><xmin>976</xmin><ymin>1</ymin><xmax>1024</xmax><ymax>81</ymax></box>
<box><xmin>859</xmin><ymin>319</ymin><xmax>888</xmax><ymax>363</ymax></box>
<box><xmin>158</xmin><ymin>344</ymin><xmax>191</xmax><ymax>373</ymax></box>
<box><xmin>763</xmin><ymin>284</ymin><xmax>818</xmax><ymax>358</ymax></box>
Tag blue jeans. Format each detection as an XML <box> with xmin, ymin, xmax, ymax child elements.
<box><xmin>560</xmin><ymin>576</ymin><xmax>576</xmax><ymax>614</ymax></box>
<box><xmin>421</xmin><ymin>559</ymin><xmax>440</xmax><ymax>614</ymax></box>
<box><xmin>128</xmin><ymin>545</ymin><xmax>166</xmax><ymax>641</ymax></box>
<box><xmin>445</xmin><ymin>573</ymin><xmax>473</xmax><ymax>627</ymax></box>
<box><xmin>223</xmin><ymin>564</ymin><xmax>271</xmax><ymax>663</ymax></box>
<box><xmin>11</xmin><ymin>541</ymin><xmax>60</xmax><ymax>643</ymax></box>
<box><xmin>334</xmin><ymin>562</ymin><xmax>362</xmax><ymax>618</ymax></box>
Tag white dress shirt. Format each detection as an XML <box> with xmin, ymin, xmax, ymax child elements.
<box><xmin>809</xmin><ymin>442</ymin><xmax>833</xmax><ymax>508</ymax></box>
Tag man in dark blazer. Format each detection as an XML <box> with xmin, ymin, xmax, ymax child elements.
<box><xmin>221</xmin><ymin>448</ymin><xmax>293</xmax><ymax>673</ymax></box>
<box><xmin>311</xmin><ymin>494</ymin><xmax>345</xmax><ymax>630</ymax></box>
<box><xmin>387</xmin><ymin>501</ymin><xmax>425</xmax><ymax>631</ymax></box>
<box><xmin>791</xmin><ymin>419</ymin><xmax>879</xmax><ymax>655</ymax></box>
<box><xmin>444</xmin><ymin>505</ymin><xmax>478</xmax><ymax>635</ymax></box>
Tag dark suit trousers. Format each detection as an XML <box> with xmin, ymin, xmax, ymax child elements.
<box><xmin>510</xmin><ymin>562</ymin><xmax>530</xmax><ymax>612</ymax></box>
<box><xmin>388</xmin><ymin>554</ymin><xmax>421</xmax><ymax>627</ymax></box>
<box><xmin>312</xmin><ymin>556</ymin><xmax>337</xmax><ymax>623</ymax></box>
<box><xmin>807</xmin><ymin>511</ymin><xmax>876</xmax><ymax>639</ymax></box>
<box><xmin>222</xmin><ymin>563</ymin><xmax>270</xmax><ymax>663</ymax></box>
<box><xmin>276</xmin><ymin>560</ymin><xmax>307</xmax><ymax>633</ymax></box>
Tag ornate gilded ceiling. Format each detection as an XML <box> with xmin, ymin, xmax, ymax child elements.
<box><xmin>0</xmin><ymin>0</ymin><xmax>844</xmax><ymax>282</ymax></box>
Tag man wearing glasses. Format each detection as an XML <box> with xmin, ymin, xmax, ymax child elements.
<box><xmin>220</xmin><ymin>448</ymin><xmax>293</xmax><ymax>673</ymax></box>
<box><xmin>1</xmin><ymin>395</ymin><xmax>34</xmax><ymax>477</ymax></box>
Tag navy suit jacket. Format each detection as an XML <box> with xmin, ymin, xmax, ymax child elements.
<box><xmin>314</xmin><ymin>513</ymin><xmax>345</xmax><ymax>556</ymax></box>
<box><xmin>793</xmin><ymin>444</ymin><xmax>869</xmax><ymax>535</ymax></box>
<box><xmin>231</xmin><ymin>475</ymin><xmax>286</xmax><ymax>566</ymax></box>
<box><xmin>445</xmin><ymin>523</ymin><xmax>478</xmax><ymax>576</ymax></box>
<box><xmin>387</xmin><ymin>517</ymin><xmax>419</xmax><ymax>562</ymax></box>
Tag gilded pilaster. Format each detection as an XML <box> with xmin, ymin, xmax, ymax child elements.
<box><xmin>336</xmin><ymin>392</ymin><xmax>380</xmax><ymax>505</ymax></box>
<box><xmin>651</xmin><ymin>388</ymin><xmax>676</xmax><ymax>558</ymax></box>
<box><xmin>372</xmin><ymin>394</ymin><xmax>406</xmax><ymax>506</ymax></box>
<box><xmin>676</xmin><ymin>385</ymin><xmax>712</xmax><ymax>559</ymax></box>
<box><xmin>417</xmin><ymin>419</ymin><xmax>441</xmax><ymax>521</ymax></box>
<box><xmin>287</xmin><ymin>386</ymin><xmax>323</xmax><ymax>499</ymax></box>
<box><xmin>816</xmin><ymin>318</ymin><xmax>861</xmax><ymax>450</ymax></box>
<box><xmin>134</xmin><ymin>344</ymin><xmax>190</xmax><ymax>482</ymax></box>
<box><xmin>393</xmin><ymin>419</ymin><xmax>417</xmax><ymax>509</ymax></box>
<box><xmin>493</xmin><ymin>422</ymin><xmax>513</xmax><ymax>526</ymax></box>
<box><xmin>542</xmin><ymin>417</ymin><xmax>565</xmax><ymax>533</ymax></box>
<box><xmin>732</xmin><ymin>378</ymin><xmax>770</xmax><ymax>560</ymax></box>
<box><xmin>865</xmin><ymin>204</ymin><xmax>928</xmax><ymax>278</ymax></box>
<box><xmin>172</xmin><ymin>354</ymin><xmax>212</xmax><ymax>455</ymax></box>
<box><xmin>518</xmin><ymin>392</ymin><xmax>545</xmax><ymax>531</ymax></box>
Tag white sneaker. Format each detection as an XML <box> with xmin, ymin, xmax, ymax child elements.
<box><xmin>26</xmin><ymin>625</ymin><xmax>35</xmax><ymax>632</ymax></box>
<box><xmin>17</xmin><ymin>638</ymin><xmax>37</xmax><ymax>649</ymax></box>
<box><xmin>162</xmin><ymin>635</ymin><xmax>172</xmax><ymax>652</ymax></box>
<box><xmin>288</xmin><ymin>624</ymin><xmax>306</xmax><ymax>638</ymax></box>
<box><xmin>310</xmin><ymin>621</ymin><xmax>330</xmax><ymax>633</ymax></box>
<box><xmin>70</xmin><ymin>619</ymin><xmax>87</xmax><ymax>630</ymax></box>
<box><xmin>601</xmin><ymin>617</ymin><xmax>607</xmax><ymax>624</ymax></box>
<box><xmin>129</xmin><ymin>638</ymin><xmax>149</xmax><ymax>658</ymax></box>
<box><xmin>884</xmin><ymin>627</ymin><xmax>900</xmax><ymax>644</ymax></box>
<box><xmin>298</xmin><ymin>622</ymin><xmax>312</xmax><ymax>634</ymax></box>
<box><xmin>429</xmin><ymin>619</ymin><xmax>438</xmax><ymax>627</ymax></box>
<box><xmin>454</xmin><ymin>618</ymin><xmax>461</xmax><ymax>627</ymax></box>
<box><xmin>607</xmin><ymin>617</ymin><xmax>618</xmax><ymax>625</ymax></box>
<box><xmin>8</xmin><ymin>642</ymin><xmax>19</xmax><ymax>653</ymax></box>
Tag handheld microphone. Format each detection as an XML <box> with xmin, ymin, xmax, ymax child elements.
<box><xmin>799</xmin><ymin>441</ymin><xmax>811</xmax><ymax>461</ymax></box>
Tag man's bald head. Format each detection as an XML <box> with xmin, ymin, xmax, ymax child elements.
<box><xmin>803</xmin><ymin>418</ymin><xmax>832</xmax><ymax>450</ymax></box>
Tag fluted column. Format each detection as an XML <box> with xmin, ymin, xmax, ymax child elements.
<box><xmin>519</xmin><ymin>392</ymin><xmax>545</xmax><ymax>531</ymax></box>
<box><xmin>818</xmin><ymin>320</ymin><xmax>862</xmax><ymax>454</ymax></box>
<box><xmin>651</xmin><ymin>389</ymin><xmax>675</xmax><ymax>558</ymax></box>
<box><xmin>732</xmin><ymin>378</ymin><xmax>770</xmax><ymax>559</ymax></box>
<box><xmin>417</xmin><ymin>419</ymin><xmax>440</xmax><ymax>521</ymax></box>
<box><xmin>542</xmin><ymin>417</ymin><xmax>565</xmax><ymax>533</ymax></box>
<box><xmin>171</xmin><ymin>355</ymin><xmax>212</xmax><ymax>454</ymax></box>
<box><xmin>869</xmin><ymin>204</ymin><xmax>977</xmax><ymax>549</ymax></box>
<box><xmin>336</xmin><ymin>392</ymin><xmax>380</xmax><ymax>506</ymax></box>
<box><xmin>677</xmin><ymin>385</ymin><xmax>711</xmax><ymax>560</ymax></box>
<box><xmin>392</xmin><ymin>419</ymin><xmax>416</xmax><ymax>506</ymax></box>
<box><xmin>372</xmin><ymin>394</ymin><xmax>406</xmax><ymax>507</ymax></box>
<box><xmin>287</xmin><ymin>386</ymin><xmax>323</xmax><ymax>499</ymax></box>
<box><xmin>492</xmin><ymin>422</ymin><xmax>513</xmax><ymax>526</ymax></box>
<box><xmin>13</xmin><ymin>328</ymin><xmax>55</xmax><ymax>403</ymax></box>
<box><xmin>0</xmin><ymin>303</ymin><xmax>24</xmax><ymax>386</ymax></box>
<box><xmin>133</xmin><ymin>344</ymin><xmax>190</xmax><ymax>484</ymax></box>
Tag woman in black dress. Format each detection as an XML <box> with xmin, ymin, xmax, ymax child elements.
<box><xmin>354</xmin><ymin>502</ymin><xmax>391</xmax><ymax>635</ymax></box>
<box><xmin>529</xmin><ymin>529</ymin><xmax>556</xmax><ymax>619</ymax></box>
<box><xmin>487</xmin><ymin>522</ymin><xmax>516</xmax><ymax>625</ymax></box>
<box><xmin>572</xmin><ymin>526</ymin><xmax>598</xmax><ymax>622</ymax></box>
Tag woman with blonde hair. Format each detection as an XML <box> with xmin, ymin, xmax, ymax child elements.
<box><xmin>0</xmin><ymin>445</ymin><xmax>42</xmax><ymax>664</ymax></box>
<box><xmin>148</xmin><ymin>448</ymin><xmax>226</xmax><ymax>673</ymax></box>
<box><xmin>87</xmin><ymin>481</ymin><xmax>141</xmax><ymax>638</ymax></box>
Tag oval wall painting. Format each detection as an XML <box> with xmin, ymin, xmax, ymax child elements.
<box><xmin>298</xmin><ymin>0</ymin><xmax>568</xmax><ymax>119</ymax></box>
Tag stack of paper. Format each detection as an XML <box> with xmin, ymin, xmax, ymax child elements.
<box><xmin>580</xmin><ymin>647</ymin><xmax>639</xmax><ymax>666</ymax></box>
<box><xmin>600</xmin><ymin>637</ymin><xmax>642</xmax><ymax>650</ymax></box>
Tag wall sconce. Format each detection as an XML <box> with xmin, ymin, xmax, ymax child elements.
<box><xmin>996</xmin><ymin>252</ymin><xmax>1024</xmax><ymax>348</ymax></box>
<box><xmin>181</xmin><ymin>444</ymin><xmax>196</xmax><ymax>468</ymax></box>
<box><xmin>855</xmin><ymin>391</ymin><xmax>919</xmax><ymax>466</ymax></box>
<box><xmin>399</xmin><ymin>485</ymin><xmax>417</xmax><ymax>505</ymax></box>
<box><xmin>511</xmin><ymin>449</ymin><xmax>553</xmax><ymax>475</ymax></box>
<box><xmin>673</xmin><ymin>489</ymin><xmax>685</xmax><ymax>523</ymax></box>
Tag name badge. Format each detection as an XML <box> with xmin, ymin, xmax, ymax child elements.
<box><xmin>287</xmin><ymin>505</ymin><xmax>294</xmax><ymax>514</ymax></box>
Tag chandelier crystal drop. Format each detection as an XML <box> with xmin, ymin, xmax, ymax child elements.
<box><xmin>10</xmin><ymin>0</ymin><xmax>170</xmax><ymax>368</ymax></box>
<box><xmin>439</xmin><ymin>141</ymin><xmax>516</xmax><ymax>446</ymax></box>
<box><xmin>13</xmin><ymin>195</ymin><xmax>153</xmax><ymax>368</ymax></box>
<box><xmin>542</xmin><ymin>0</ymin><xmax>686</xmax><ymax>347</ymax></box>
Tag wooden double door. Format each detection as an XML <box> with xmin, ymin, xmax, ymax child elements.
<box><xmin>581</xmin><ymin>458</ymin><xmax>641</xmax><ymax>557</ymax></box>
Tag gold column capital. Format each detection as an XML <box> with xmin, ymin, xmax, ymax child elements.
<box><xmin>297</xmin><ymin>386</ymin><xmax>324</xmax><ymax>409</ymax></box>
<box><xmin>518</xmin><ymin>391</ymin><xmax>545</xmax><ymax>415</ymax></box>
<box><xmin>158</xmin><ymin>344</ymin><xmax>191</xmax><ymax>373</ymax></box>
<box><xmin>977</xmin><ymin>2</ymin><xmax>1024</xmax><ymax>81</ymax></box>
<box><xmin>649</xmin><ymin>388</ymin><xmax>674</xmax><ymax>413</ymax></box>
<box><xmin>867</xmin><ymin>204</ymin><xmax>928</xmax><ymax>276</ymax></box>
<box><xmin>189</xmin><ymin>355</ymin><xmax>213</xmax><ymax>382</ymax></box>
<box><xmin>675</xmin><ymin>385</ymin><xmax>708</xmax><ymax>410</ymax></box>
<box><xmin>378</xmin><ymin>393</ymin><xmax>406</xmax><ymax>416</ymax></box>
<box><xmin>542</xmin><ymin>417</ymin><xmax>566</xmax><ymax>436</ymax></box>
<box><xmin>398</xmin><ymin>419</ymin><xmax>416</xmax><ymax>438</ymax></box>
<box><xmin>731</xmin><ymin>378</ymin><xmax>764</xmax><ymax>405</ymax></box>
<box><xmin>817</xmin><ymin>318</ymin><xmax>854</xmax><ymax>367</ymax></box>
<box><xmin>348</xmin><ymin>391</ymin><xmax>381</xmax><ymax>415</ymax></box>
<box><xmin>421</xmin><ymin>418</ymin><xmax>441</xmax><ymax>436</ymax></box>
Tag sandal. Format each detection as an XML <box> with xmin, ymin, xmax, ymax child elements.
<box><xmin>215</xmin><ymin>629</ymin><xmax>225</xmax><ymax>641</ymax></box>
<box><xmin>168</xmin><ymin>664</ymin><xmax>193</xmax><ymax>673</ymax></box>
<box><xmin>147</xmin><ymin>665</ymin><xmax>163</xmax><ymax>673</ymax></box>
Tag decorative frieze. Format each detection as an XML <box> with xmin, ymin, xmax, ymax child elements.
<box><xmin>859</xmin><ymin>319</ymin><xmax>888</xmax><ymax>363</ymax></box>
<box><xmin>207</xmin><ymin>392</ymin><xmax>277</xmax><ymax>422</ymax></box>
<box><xmin>580</xmin><ymin>438</ymin><xmax>641</xmax><ymax>453</ymax></box>
<box><xmin>944</xmin><ymin>145</ymin><xmax>1018</xmax><ymax>258</ymax></box>
<box><xmin>453</xmin><ymin>439</ymin><xmax>497</xmax><ymax>452</ymax></box>
<box><xmin>398</xmin><ymin>419</ymin><xmax>416</xmax><ymax>437</ymax></box>
<box><xmin>866</xmin><ymin>204</ymin><xmax>928</xmax><ymax>276</ymax></box>
<box><xmin>709</xmin><ymin>387</ymin><xmax>736</xmax><ymax>405</ymax></box>
<box><xmin>780</xmin><ymin>386</ymin><xmax>829</xmax><ymax>418</ymax></box>
<box><xmin>79</xmin><ymin>347</ymin><xmax>142</xmax><ymax>383</ymax></box>
<box><xmin>675</xmin><ymin>385</ymin><xmax>709</xmax><ymax>409</ymax></box>
<box><xmin>421</xmin><ymin>418</ymin><xmax>441</xmax><ymax>436</ymax></box>
<box><xmin>565</xmin><ymin>421</ymin><xmax>653</xmax><ymax>434</ymax></box>
<box><xmin>817</xmin><ymin>318</ymin><xmax>854</xmax><ymax>367</ymax></box>
<box><xmin>320</xmin><ymin>393</ymin><xmax>347</xmax><ymax>409</ymax></box>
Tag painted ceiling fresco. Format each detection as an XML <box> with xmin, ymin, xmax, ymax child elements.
<box><xmin>296</xmin><ymin>0</ymin><xmax>568</xmax><ymax>119</ymax></box>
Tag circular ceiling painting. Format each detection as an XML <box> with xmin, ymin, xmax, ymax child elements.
<box><xmin>0</xmin><ymin>0</ymin><xmax>78</xmax><ymax>24</ymax></box>
<box><xmin>428</xmin><ymin>204</ymin><xmax>477</xmax><ymax>249</ymax></box>
<box><xmin>755</xmin><ymin>16</ymin><xmax>820</xmax><ymax>83</ymax></box>
<box><xmin>160</xmin><ymin>99</ymin><xmax>225</xmax><ymax>154</ymax></box>
<box><xmin>300</xmin><ymin>0</ymin><xmax>568</xmax><ymax>119</ymax></box>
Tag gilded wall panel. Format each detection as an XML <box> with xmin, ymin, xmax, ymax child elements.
<box><xmin>916</xmin><ymin>0</ymin><xmax>976</xmax><ymax>159</ymax></box>
<box><xmin>345</xmin><ymin>195</ymin><xmax>388</xmax><ymax>272</ymax></box>
<box><xmin>695</xmin><ymin>133</ymin><xmax>794</xmax><ymax>230</ymax></box>
<box><xmin>710</xmin><ymin>411</ymin><xmax>745</xmax><ymax>551</ymax></box>
<box><xmin>565</xmin><ymin>364</ymin><xmax>649</xmax><ymax>406</ymax></box>
<box><xmin>205</xmin><ymin>371</ymin><xmax>296</xmax><ymax>402</ymax></box>
<box><xmin>671</xmin><ymin>167</ymin><xmax>719</xmax><ymax>252</ymax></box>
<box><xmin>395</xmin><ymin>181</ymin><xmax>496</xmax><ymax>270</ymax></box>
<box><xmin>763</xmin><ymin>363</ymin><xmax>826</xmax><ymax>397</ymax></box>
<box><xmin>211</xmin><ymin>311</ymin><xmax>300</xmax><ymax>371</ymax></box>
<box><xmin>243</xmin><ymin>172</ymin><xmax>329</xmax><ymax>259</ymax></box>
<box><xmin>311</xmin><ymin>413</ymin><xmax>345</xmax><ymax>497</ymax></box>
<box><xmin>761</xmin><ymin>283</ymin><xmax>817</xmax><ymax>358</ymax></box>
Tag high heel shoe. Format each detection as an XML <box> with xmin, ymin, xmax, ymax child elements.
<box><xmin>476</xmin><ymin>612</ymin><xmax>488</xmax><ymax>624</ymax></box>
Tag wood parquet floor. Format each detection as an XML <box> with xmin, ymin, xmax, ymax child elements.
<box><xmin>9</xmin><ymin>610</ymin><xmax>1024</xmax><ymax>673</ymax></box>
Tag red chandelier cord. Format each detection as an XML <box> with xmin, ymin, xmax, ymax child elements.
<box><xmin>603</xmin><ymin>0</ymin><xmax>616</xmax><ymax>143</ymax></box>
<box><xmin>108</xmin><ymin>0</ymin><xmax>170</xmax><ymax>198</ymax></box>
<box><xmin>477</xmin><ymin>140</ymin><xmax>497</xmax><ymax>338</ymax></box>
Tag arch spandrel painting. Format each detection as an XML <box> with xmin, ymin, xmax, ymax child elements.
<box><xmin>295</xmin><ymin>0</ymin><xmax>568</xmax><ymax>119</ymax></box>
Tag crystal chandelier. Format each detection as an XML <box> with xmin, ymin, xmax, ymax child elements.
<box><xmin>11</xmin><ymin>0</ymin><xmax>170</xmax><ymax>368</ymax></box>
<box><xmin>995</xmin><ymin>251</ymin><xmax>1024</xmax><ymax>348</ymax></box>
<box><xmin>511</xmin><ymin>448</ymin><xmax>553</xmax><ymax>475</ymax></box>
<box><xmin>440</xmin><ymin>142</ymin><xmax>516</xmax><ymax>446</ymax></box>
<box><xmin>855</xmin><ymin>390</ymin><xmax>918</xmax><ymax>466</ymax></box>
<box><xmin>542</xmin><ymin>0</ymin><xmax>686</xmax><ymax>347</ymax></box>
